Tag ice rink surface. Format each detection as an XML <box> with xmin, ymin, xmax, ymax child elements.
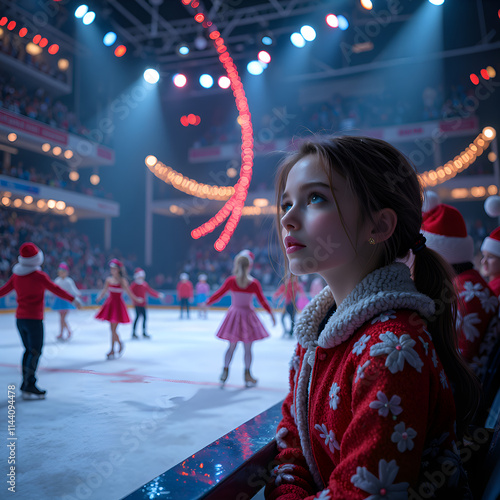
<box><xmin>0</xmin><ymin>307</ymin><xmax>295</xmax><ymax>500</ymax></box>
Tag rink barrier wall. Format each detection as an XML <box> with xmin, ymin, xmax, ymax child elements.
<box><xmin>122</xmin><ymin>400</ymin><xmax>282</xmax><ymax>500</ymax></box>
<box><xmin>0</xmin><ymin>289</ymin><xmax>284</xmax><ymax>312</ymax></box>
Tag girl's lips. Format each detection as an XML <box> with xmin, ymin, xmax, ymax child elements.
<box><xmin>286</xmin><ymin>244</ymin><xmax>306</xmax><ymax>254</ymax></box>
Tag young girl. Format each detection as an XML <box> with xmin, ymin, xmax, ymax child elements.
<box><xmin>273</xmin><ymin>274</ymin><xmax>304</xmax><ymax>338</ymax></box>
<box><xmin>481</xmin><ymin>227</ymin><xmax>500</xmax><ymax>297</ymax></box>
<box><xmin>0</xmin><ymin>243</ymin><xmax>80</xmax><ymax>399</ymax></box>
<box><xmin>195</xmin><ymin>274</ymin><xmax>210</xmax><ymax>319</ymax></box>
<box><xmin>266</xmin><ymin>136</ymin><xmax>479</xmax><ymax>499</ymax></box>
<box><xmin>130</xmin><ymin>267</ymin><xmax>163</xmax><ymax>339</ymax></box>
<box><xmin>53</xmin><ymin>262</ymin><xmax>82</xmax><ymax>341</ymax></box>
<box><xmin>96</xmin><ymin>259</ymin><xmax>141</xmax><ymax>359</ymax></box>
<box><xmin>206</xmin><ymin>250</ymin><xmax>276</xmax><ymax>387</ymax></box>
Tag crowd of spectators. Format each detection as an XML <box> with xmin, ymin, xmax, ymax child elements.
<box><xmin>0</xmin><ymin>159</ymin><xmax>113</xmax><ymax>200</ymax></box>
<box><xmin>0</xmin><ymin>31</ymin><xmax>69</xmax><ymax>84</ymax></box>
<box><xmin>0</xmin><ymin>210</ymin><xmax>137</xmax><ymax>290</ymax></box>
<box><xmin>0</xmin><ymin>76</ymin><xmax>86</xmax><ymax>135</ymax></box>
<box><xmin>192</xmin><ymin>82</ymin><xmax>476</xmax><ymax>149</ymax></box>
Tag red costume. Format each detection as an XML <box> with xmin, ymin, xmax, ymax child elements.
<box><xmin>266</xmin><ymin>264</ymin><xmax>468</xmax><ymax>499</ymax></box>
<box><xmin>487</xmin><ymin>276</ymin><xmax>500</xmax><ymax>297</ymax></box>
<box><xmin>177</xmin><ymin>280</ymin><xmax>194</xmax><ymax>299</ymax></box>
<box><xmin>130</xmin><ymin>281</ymin><xmax>160</xmax><ymax>306</ymax></box>
<box><xmin>0</xmin><ymin>271</ymin><xmax>74</xmax><ymax>319</ymax></box>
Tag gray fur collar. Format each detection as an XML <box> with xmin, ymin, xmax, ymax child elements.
<box><xmin>295</xmin><ymin>263</ymin><xmax>436</xmax><ymax>350</ymax></box>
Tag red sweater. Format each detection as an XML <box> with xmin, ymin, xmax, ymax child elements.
<box><xmin>130</xmin><ymin>281</ymin><xmax>160</xmax><ymax>306</ymax></box>
<box><xmin>455</xmin><ymin>269</ymin><xmax>498</xmax><ymax>364</ymax></box>
<box><xmin>206</xmin><ymin>276</ymin><xmax>272</xmax><ymax>313</ymax></box>
<box><xmin>176</xmin><ymin>280</ymin><xmax>194</xmax><ymax>299</ymax></box>
<box><xmin>0</xmin><ymin>271</ymin><xmax>75</xmax><ymax>320</ymax></box>
<box><xmin>487</xmin><ymin>276</ymin><xmax>500</xmax><ymax>297</ymax></box>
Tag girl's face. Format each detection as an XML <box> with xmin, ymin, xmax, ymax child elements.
<box><xmin>280</xmin><ymin>155</ymin><xmax>374</xmax><ymax>286</ymax></box>
<box><xmin>481</xmin><ymin>251</ymin><xmax>500</xmax><ymax>278</ymax></box>
<box><xmin>58</xmin><ymin>269</ymin><xmax>67</xmax><ymax>278</ymax></box>
<box><xmin>110</xmin><ymin>266</ymin><xmax>120</xmax><ymax>278</ymax></box>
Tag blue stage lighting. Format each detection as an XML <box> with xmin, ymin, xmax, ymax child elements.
<box><xmin>300</xmin><ymin>25</ymin><xmax>316</xmax><ymax>42</ymax></box>
<box><xmin>261</xmin><ymin>36</ymin><xmax>273</xmax><ymax>46</ymax></box>
<box><xmin>428</xmin><ymin>0</ymin><xmax>445</xmax><ymax>4</ymax></box>
<box><xmin>247</xmin><ymin>60</ymin><xmax>264</xmax><ymax>75</ymax></box>
<box><xmin>199</xmin><ymin>74</ymin><xmax>214</xmax><ymax>88</ymax></box>
<box><xmin>103</xmin><ymin>32</ymin><xmax>117</xmax><ymax>46</ymax></box>
<box><xmin>178</xmin><ymin>44</ymin><xmax>189</xmax><ymax>55</ymax></box>
<box><xmin>74</xmin><ymin>5</ymin><xmax>88</xmax><ymax>19</ymax></box>
<box><xmin>290</xmin><ymin>32</ymin><xmax>306</xmax><ymax>48</ymax></box>
<box><xmin>82</xmin><ymin>11</ymin><xmax>95</xmax><ymax>25</ymax></box>
<box><xmin>337</xmin><ymin>15</ymin><xmax>349</xmax><ymax>30</ymax></box>
<box><xmin>143</xmin><ymin>69</ymin><xmax>160</xmax><ymax>84</ymax></box>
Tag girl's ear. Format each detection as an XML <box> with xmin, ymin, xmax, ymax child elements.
<box><xmin>370</xmin><ymin>208</ymin><xmax>397</xmax><ymax>244</ymax></box>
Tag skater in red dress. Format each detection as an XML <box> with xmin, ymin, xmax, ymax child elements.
<box><xmin>96</xmin><ymin>259</ymin><xmax>142</xmax><ymax>359</ymax></box>
<box><xmin>206</xmin><ymin>250</ymin><xmax>276</xmax><ymax>387</ymax></box>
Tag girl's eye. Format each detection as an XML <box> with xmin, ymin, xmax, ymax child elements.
<box><xmin>280</xmin><ymin>203</ymin><xmax>291</xmax><ymax>214</ymax></box>
<box><xmin>310</xmin><ymin>193</ymin><xmax>325</xmax><ymax>204</ymax></box>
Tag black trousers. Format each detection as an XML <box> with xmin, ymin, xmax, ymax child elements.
<box><xmin>16</xmin><ymin>319</ymin><xmax>44</xmax><ymax>388</ymax></box>
<box><xmin>282</xmin><ymin>302</ymin><xmax>296</xmax><ymax>336</ymax></box>
<box><xmin>133</xmin><ymin>306</ymin><xmax>147</xmax><ymax>334</ymax></box>
<box><xmin>180</xmin><ymin>298</ymin><xmax>190</xmax><ymax>317</ymax></box>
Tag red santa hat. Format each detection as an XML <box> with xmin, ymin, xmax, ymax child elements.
<box><xmin>109</xmin><ymin>258</ymin><xmax>123</xmax><ymax>268</ymax></box>
<box><xmin>481</xmin><ymin>228</ymin><xmax>500</xmax><ymax>258</ymax></box>
<box><xmin>134</xmin><ymin>268</ymin><xmax>146</xmax><ymax>279</ymax></box>
<box><xmin>421</xmin><ymin>204</ymin><xmax>474</xmax><ymax>264</ymax></box>
<box><xmin>236</xmin><ymin>249</ymin><xmax>255</xmax><ymax>264</ymax></box>
<box><xmin>13</xmin><ymin>242</ymin><xmax>44</xmax><ymax>275</ymax></box>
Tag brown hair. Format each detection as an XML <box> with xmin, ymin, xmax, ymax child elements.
<box><xmin>275</xmin><ymin>135</ymin><xmax>480</xmax><ymax>435</ymax></box>
<box><xmin>233</xmin><ymin>254</ymin><xmax>251</xmax><ymax>288</ymax></box>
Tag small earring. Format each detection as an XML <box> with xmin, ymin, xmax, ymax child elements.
<box><xmin>368</xmin><ymin>237</ymin><xmax>376</xmax><ymax>245</ymax></box>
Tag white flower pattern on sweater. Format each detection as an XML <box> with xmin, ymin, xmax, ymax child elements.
<box><xmin>329</xmin><ymin>382</ymin><xmax>340</xmax><ymax>410</ymax></box>
<box><xmin>352</xmin><ymin>333</ymin><xmax>370</xmax><ymax>355</ymax></box>
<box><xmin>370</xmin><ymin>331</ymin><xmax>423</xmax><ymax>374</ymax></box>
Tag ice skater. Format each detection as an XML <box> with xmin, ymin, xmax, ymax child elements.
<box><xmin>130</xmin><ymin>267</ymin><xmax>164</xmax><ymax>339</ymax></box>
<box><xmin>0</xmin><ymin>243</ymin><xmax>80</xmax><ymax>399</ymax></box>
<box><xmin>272</xmin><ymin>274</ymin><xmax>304</xmax><ymax>338</ymax></box>
<box><xmin>177</xmin><ymin>273</ymin><xmax>194</xmax><ymax>319</ymax></box>
<box><xmin>207</xmin><ymin>250</ymin><xmax>276</xmax><ymax>387</ymax></box>
<box><xmin>195</xmin><ymin>274</ymin><xmax>210</xmax><ymax>319</ymax></box>
<box><xmin>95</xmin><ymin>259</ymin><xmax>141</xmax><ymax>359</ymax></box>
<box><xmin>52</xmin><ymin>262</ymin><xmax>82</xmax><ymax>341</ymax></box>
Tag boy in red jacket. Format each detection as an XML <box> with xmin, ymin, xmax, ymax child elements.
<box><xmin>0</xmin><ymin>243</ymin><xmax>80</xmax><ymax>399</ymax></box>
<box><xmin>176</xmin><ymin>273</ymin><xmax>193</xmax><ymax>319</ymax></box>
<box><xmin>130</xmin><ymin>268</ymin><xmax>164</xmax><ymax>339</ymax></box>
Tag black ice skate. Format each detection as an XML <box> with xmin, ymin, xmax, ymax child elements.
<box><xmin>21</xmin><ymin>385</ymin><xmax>46</xmax><ymax>400</ymax></box>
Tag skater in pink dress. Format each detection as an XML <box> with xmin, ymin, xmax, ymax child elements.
<box><xmin>206</xmin><ymin>250</ymin><xmax>276</xmax><ymax>387</ymax></box>
<box><xmin>95</xmin><ymin>259</ymin><xmax>142</xmax><ymax>359</ymax></box>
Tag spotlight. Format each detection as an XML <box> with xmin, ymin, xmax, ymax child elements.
<box><xmin>58</xmin><ymin>58</ymin><xmax>69</xmax><ymax>71</ymax></box>
<box><xmin>82</xmin><ymin>11</ymin><xmax>96</xmax><ymax>25</ymax></box>
<box><xmin>48</xmin><ymin>44</ymin><xmax>59</xmax><ymax>55</ymax></box>
<box><xmin>194</xmin><ymin>34</ymin><xmax>208</xmax><ymax>50</ymax></box>
<box><xmin>258</xmin><ymin>51</ymin><xmax>271</xmax><ymax>64</ymax></box>
<box><xmin>218</xmin><ymin>76</ymin><xmax>231</xmax><ymax>89</ymax></box>
<box><xmin>199</xmin><ymin>74</ymin><xmax>214</xmax><ymax>88</ymax></box>
<box><xmin>69</xmin><ymin>171</ymin><xmax>79</xmax><ymax>181</ymax></box>
<box><xmin>74</xmin><ymin>5</ymin><xmax>88</xmax><ymax>18</ymax></box>
<box><xmin>290</xmin><ymin>32</ymin><xmax>306</xmax><ymax>48</ymax></box>
<box><xmin>103</xmin><ymin>32</ymin><xmax>117</xmax><ymax>46</ymax></box>
<box><xmin>247</xmin><ymin>60</ymin><xmax>264</xmax><ymax>75</ymax></box>
<box><xmin>300</xmin><ymin>25</ymin><xmax>316</xmax><ymax>42</ymax></box>
<box><xmin>7</xmin><ymin>133</ymin><xmax>17</xmax><ymax>142</ymax></box>
<box><xmin>177</xmin><ymin>43</ymin><xmax>190</xmax><ymax>56</ymax></box>
<box><xmin>114</xmin><ymin>45</ymin><xmax>127</xmax><ymax>57</ymax></box>
<box><xmin>337</xmin><ymin>15</ymin><xmax>349</xmax><ymax>30</ymax></box>
<box><xmin>360</xmin><ymin>0</ymin><xmax>373</xmax><ymax>9</ymax></box>
<box><xmin>428</xmin><ymin>0</ymin><xmax>445</xmax><ymax>5</ymax></box>
<box><xmin>173</xmin><ymin>73</ymin><xmax>187</xmax><ymax>87</ymax></box>
<box><xmin>326</xmin><ymin>14</ymin><xmax>339</xmax><ymax>28</ymax></box>
<box><xmin>90</xmin><ymin>174</ymin><xmax>100</xmax><ymax>185</ymax></box>
<box><xmin>261</xmin><ymin>35</ymin><xmax>273</xmax><ymax>46</ymax></box>
<box><xmin>143</xmin><ymin>68</ymin><xmax>160</xmax><ymax>84</ymax></box>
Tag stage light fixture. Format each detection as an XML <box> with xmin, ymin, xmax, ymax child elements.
<box><xmin>337</xmin><ymin>15</ymin><xmax>349</xmax><ymax>30</ymax></box>
<box><xmin>114</xmin><ymin>45</ymin><xmax>127</xmax><ymax>57</ymax></box>
<box><xmin>326</xmin><ymin>14</ymin><xmax>339</xmax><ymax>28</ymax></box>
<box><xmin>218</xmin><ymin>76</ymin><xmax>231</xmax><ymax>89</ymax></box>
<box><xmin>19</xmin><ymin>27</ymin><xmax>27</xmax><ymax>37</ymax></box>
<box><xmin>144</xmin><ymin>68</ymin><xmax>160</xmax><ymax>84</ymax></box>
<box><xmin>82</xmin><ymin>11</ymin><xmax>95</xmax><ymax>25</ymax></box>
<box><xmin>90</xmin><ymin>174</ymin><xmax>100</xmax><ymax>185</ymax></box>
<box><xmin>48</xmin><ymin>44</ymin><xmax>59</xmax><ymax>54</ymax></box>
<box><xmin>177</xmin><ymin>43</ymin><xmax>190</xmax><ymax>56</ymax></box>
<box><xmin>173</xmin><ymin>73</ymin><xmax>187</xmax><ymax>87</ymax></box>
<box><xmin>103</xmin><ymin>32</ymin><xmax>117</xmax><ymax>46</ymax></box>
<box><xmin>58</xmin><ymin>58</ymin><xmax>69</xmax><ymax>71</ymax></box>
<box><xmin>247</xmin><ymin>60</ymin><xmax>264</xmax><ymax>75</ymax></box>
<box><xmin>360</xmin><ymin>0</ymin><xmax>373</xmax><ymax>9</ymax></box>
<box><xmin>199</xmin><ymin>74</ymin><xmax>214</xmax><ymax>88</ymax></box>
<box><xmin>74</xmin><ymin>5</ymin><xmax>88</xmax><ymax>18</ymax></box>
<box><xmin>69</xmin><ymin>171</ymin><xmax>80</xmax><ymax>181</ymax></box>
<box><xmin>7</xmin><ymin>133</ymin><xmax>17</xmax><ymax>142</ymax></box>
<box><xmin>258</xmin><ymin>51</ymin><xmax>271</xmax><ymax>64</ymax></box>
<box><xmin>290</xmin><ymin>32</ymin><xmax>306</xmax><ymax>48</ymax></box>
<box><xmin>428</xmin><ymin>0</ymin><xmax>445</xmax><ymax>5</ymax></box>
<box><xmin>26</xmin><ymin>43</ymin><xmax>42</xmax><ymax>56</ymax></box>
<box><xmin>261</xmin><ymin>35</ymin><xmax>273</xmax><ymax>46</ymax></box>
<box><xmin>300</xmin><ymin>25</ymin><xmax>316</xmax><ymax>42</ymax></box>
